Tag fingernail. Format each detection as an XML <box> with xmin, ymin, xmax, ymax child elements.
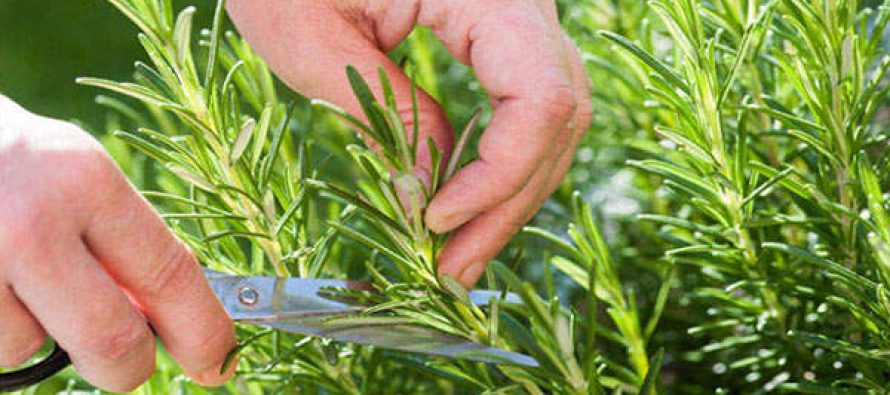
<box><xmin>425</xmin><ymin>203</ymin><xmax>470</xmax><ymax>234</ymax></box>
<box><xmin>437</xmin><ymin>260</ymin><xmax>462</xmax><ymax>280</ymax></box>
<box><xmin>427</xmin><ymin>202</ymin><xmax>479</xmax><ymax>234</ymax></box>
<box><xmin>424</xmin><ymin>207</ymin><xmax>447</xmax><ymax>233</ymax></box>
<box><xmin>458</xmin><ymin>262</ymin><xmax>488</xmax><ymax>288</ymax></box>
<box><xmin>195</xmin><ymin>354</ymin><xmax>237</xmax><ymax>387</ymax></box>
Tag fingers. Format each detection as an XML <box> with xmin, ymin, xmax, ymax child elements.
<box><xmin>421</xmin><ymin>1</ymin><xmax>578</xmax><ymax>232</ymax></box>
<box><xmin>437</xmin><ymin>150</ymin><xmax>561</xmax><ymax>286</ymax></box>
<box><xmin>425</xmin><ymin>92</ymin><xmax>574</xmax><ymax>231</ymax></box>
<box><xmin>227</xmin><ymin>0</ymin><xmax>453</xmax><ymax>174</ymax></box>
<box><xmin>0</xmin><ymin>285</ymin><xmax>45</xmax><ymax>367</ymax></box>
<box><xmin>438</xmin><ymin>119</ymin><xmax>583</xmax><ymax>287</ymax></box>
<box><xmin>82</xmin><ymin>164</ymin><xmax>236</xmax><ymax>386</ymax></box>
<box><xmin>9</xmin><ymin>238</ymin><xmax>155</xmax><ymax>392</ymax></box>
<box><xmin>2</xmin><ymin>102</ymin><xmax>236</xmax><ymax>389</ymax></box>
<box><xmin>435</xmin><ymin>11</ymin><xmax>594</xmax><ymax>285</ymax></box>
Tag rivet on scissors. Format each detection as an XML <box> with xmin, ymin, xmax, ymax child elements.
<box><xmin>238</xmin><ymin>286</ymin><xmax>259</xmax><ymax>306</ymax></box>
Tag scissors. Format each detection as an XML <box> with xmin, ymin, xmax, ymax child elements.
<box><xmin>0</xmin><ymin>268</ymin><xmax>537</xmax><ymax>392</ymax></box>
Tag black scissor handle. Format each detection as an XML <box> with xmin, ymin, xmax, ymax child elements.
<box><xmin>0</xmin><ymin>343</ymin><xmax>71</xmax><ymax>393</ymax></box>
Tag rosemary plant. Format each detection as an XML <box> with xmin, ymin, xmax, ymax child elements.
<box><xmin>592</xmin><ymin>0</ymin><xmax>890</xmax><ymax>392</ymax></box>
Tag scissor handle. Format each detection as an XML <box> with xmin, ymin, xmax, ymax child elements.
<box><xmin>0</xmin><ymin>343</ymin><xmax>71</xmax><ymax>393</ymax></box>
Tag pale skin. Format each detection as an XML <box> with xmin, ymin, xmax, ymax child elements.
<box><xmin>0</xmin><ymin>0</ymin><xmax>590</xmax><ymax>391</ymax></box>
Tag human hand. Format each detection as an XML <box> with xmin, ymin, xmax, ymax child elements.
<box><xmin>0</xmin><ymin>96</ymin><xmax>236</xmax><ymax>392</ymax></box>
<box><xmin>228</xmin><ymin>0</ymin><xmax>592</xmax><ymax>287</ymax></box>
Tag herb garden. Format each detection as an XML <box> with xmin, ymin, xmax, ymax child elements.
<box><xmin>6</xmin><ymin>0</ymin><xmax>890</xmax><ymax>393</ymax></box>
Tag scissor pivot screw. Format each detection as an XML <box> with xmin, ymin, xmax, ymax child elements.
<box><xmin>238</xmin><ymin>286</ymin><xmax>259</xmax><ymax>306</ymax></box>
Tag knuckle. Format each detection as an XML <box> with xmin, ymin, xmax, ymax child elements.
<box><xmin>80</xmin><ymin>319</ymin><xmax>151</xmax><ymax>362</ymax></box>
<box><xmin>76</xmin><ymin>146</ymin><xmax>118</xmax><ymax>185</ymax></box>
<box><xmin>479</xmin><ymin>152</ymin><xmax>546</xmax><ymax>197</ymax></box>
<box><xmin>140</xmin><ymin>240</ymin><xmax>200</xmax><ymax>304</ymax></box>
<box><xmin>534</xmin><ymin>84</ymin><xmax>577</xmax><ymax>125</ymax></box>
<box><xmin>491</xmin><ymin>166</ymin><xmax>531</xmax><ymax>196</ymax></box>
<box><xmin>46</xmin><ymin>137</ymin><xmax>121</xmax><ymax>202</ymax></box>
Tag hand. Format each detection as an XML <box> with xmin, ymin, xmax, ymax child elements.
<box><xmin>0</xmin><ymin>96</ymin><xmax>236</xmax><ymax>392</ymax></box>
<box><xmin>228</xmin><ymin>0</ymin><xmax>592</xmax><ymax>287</ymax></box>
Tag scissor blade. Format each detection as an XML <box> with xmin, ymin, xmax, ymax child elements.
<box><xmin>260</xmin><ymin>316</ymin><xmax>539</xmax><ymax>367</ymax></box>
<box><xmin>204</xmin><ymin>269</ymin><xmax>538</xmax><ymax>367</ymax></box>
<box><xmin>204</xmin><ymin>269</ymin><xmax>522</xmax><ymax>321</ymax></box>
<box><xmin>204</xmin><ymin>269</ymin><xmax>369</xmax><ymax>321</ymax></box>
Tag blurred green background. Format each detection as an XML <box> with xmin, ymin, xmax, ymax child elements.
<box><xmin>0</xmin><ymin>0</ymin><xmax>212</xmax><ymax>127</ymax></box>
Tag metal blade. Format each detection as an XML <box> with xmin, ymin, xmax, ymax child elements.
<box><xmin>204</xmin><ymin>268</ymin><xmax>368</xmax><ymax>321</ymax></box>
<box><xmin>205</xmin><ymin>269</ymin><xmax>522</xmax><ymax>320</ymax></box>
<box><xmin>204</xmin><ymin>269</ymin><xmax>538</xmax><ymax>367</ymax></box>
<box><xmin>259</xmin><ymin>316</ymin><xmax>539</xmax><ymax>367</ymax></box>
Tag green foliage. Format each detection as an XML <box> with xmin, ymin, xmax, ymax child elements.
<box><xmin>586</xmin><ymin>0</ymin><xmax>890</xmax><ymax>392</ymax></box>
